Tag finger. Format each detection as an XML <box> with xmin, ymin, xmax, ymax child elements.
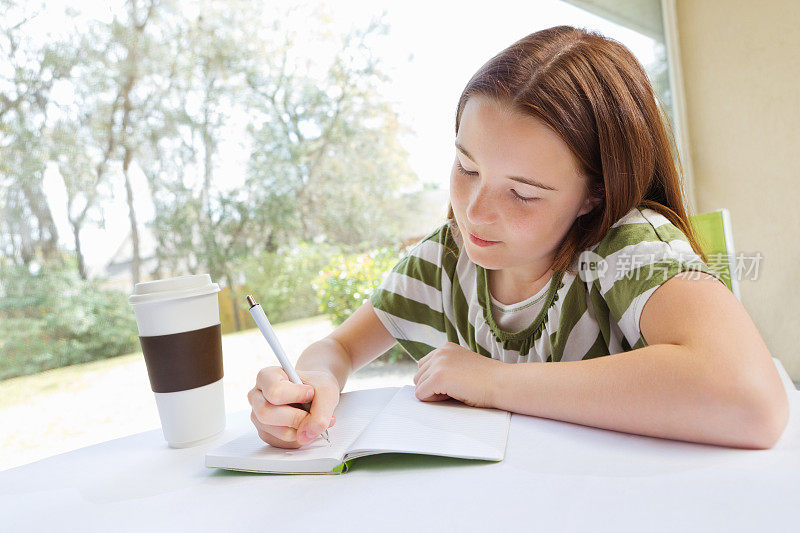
<box><xmin>255</xmin><ymin>365</ymin><xmax>288</xmax><ymax>391</ymax></box>
<box><xmin>253</xmin><ymin>422</ymin><xmax>302</xmax><ymax>449</ymax></box>
<box><xmin>297</xmin><ymin>386</ymin><xmax>339</xmax><ymax>443</ymax></box>
<box><xmin>414</xmin><ymin>371</ymin><xmax>448</xmax><ymax>402</ymax></box>
<box><xmin>246</xmin><ymin>387</ymin><xmax>261</xmax><ymax>410</ymax></box>
<box><xmin>420</xmin><ymin>393</ymin><xmax>450</xmax><ymax>402</ymax></box>
<box><xmin>417</xmin><ymin>353</ymin><xmax>433</xmax><ymax>373</ymax></box>
<box><xmin>247</xmin><ymin>386</ymin><xmax>276</xmax><ymax>410</ymax></box>
<box><xmin>415</xmin><ymin>380</ymin><xmax>450</xmax><ymax>402</ymax></box>
<box><xmin>415</xmin><ymin>364</ymin><xmax>434</xmax><ymax>388</ymax></box>
<box><xmin>261</xmin><ymin>377</ymin><xmax>315</xmax><ymax>406</ymax></box>
<box><xmin>284</xmin><ymin>412</ymin><xmax>336</xmax><ymax>445</ymax></box>
<box><xmin>414</xmin><ymin>362</ymin><xmax>428</xmax><ymax>384</ymax></box>
<box><xmin>261</xmin><ymin>424</ymin><xmax>299</xmax><ymax>443</ymax></box>
<box><xmin>255</xmin><ymin>366</ymin><xmax>316</xmax><ymax>406</ymax></box>
<box><xmin>414</xmin><ymin>373</ymin><xmax>429</xmax><ymax>400</ymax></box>
<box><xmin>251</xmin><ymin>410</ymin><xmax>273</xmax><ymax>434</ymax></box>
<box><xmin>250</xmin><ymin>398</ymin><xmax>312</xmax><ymax>429</ymax></box>
<box><xmin>251</xmin><ymin>411</ymin><xmax>307</xmax><ymax>445</ymax></box>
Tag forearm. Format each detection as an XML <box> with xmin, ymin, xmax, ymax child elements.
<box><xmin>295</xmin><ymin>337</ymin><xmax>353</xmax><ymax>392</ymax></box>
<box><xmin>492</xmin><ymin>343</ymin><xmax>777</xmax><ymax>449</ymax></box>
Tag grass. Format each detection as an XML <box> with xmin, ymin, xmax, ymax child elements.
<box><xmin>0</xmin><ymin>352</ymin><xmax>143</xmax><ymax>410</ymax></box>
<box><xmin>0</xmin><ymin>313</ymin><xmax>330</xmax><ymax>409</ymax></box>
<box><xmin>0</xmin><ymin>313</ymin><xmax>417</xmax><ymax>472</ymax></box>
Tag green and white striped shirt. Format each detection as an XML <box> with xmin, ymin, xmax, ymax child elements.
<box><xmin>369</xmin><ymin>205</ymin><xmax>720</xmax><ymax>363</ymax></box>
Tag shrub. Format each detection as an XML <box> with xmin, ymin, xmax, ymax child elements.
<box><xmin>237</xmin><ymin>241</ymin><xmax>342</xmax><ymax>325</ymax></box>
<box><xmin>0</xmin><ymin>257</ymin><xmax>140</xmax><ymax>380</ymax></box>
<box><xmin>313</xmin><ymin>246</ymin><xmax>410</xmax><ymax>363</ymax></box>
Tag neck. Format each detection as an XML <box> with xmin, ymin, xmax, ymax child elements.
<box><xmin>489</xmin><ymin>260</ymin><xmax>554</xmax><ymax>306</ymax></box>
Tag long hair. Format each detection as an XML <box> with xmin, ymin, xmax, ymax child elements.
<box><xmin>446</xmin><ymin>25</ymin><xmax>707</xmax><ymax>274</ymax></box>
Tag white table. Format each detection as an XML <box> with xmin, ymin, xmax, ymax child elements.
<box><xmin>1</xmin><ymin>359</ymin><xmax>798</xmax><ymax>533</ymax></box>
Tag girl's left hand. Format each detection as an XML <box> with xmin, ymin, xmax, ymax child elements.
<box><xmin>413</xmin><ymin>342</ymin><xmax>505</xmax><ymax>408</ymax></box>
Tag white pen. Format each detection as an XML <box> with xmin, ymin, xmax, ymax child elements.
<box><xmin>246</xmin><ymin>295</ymin><xmax>330</xmax><ymax>444</ymax></box>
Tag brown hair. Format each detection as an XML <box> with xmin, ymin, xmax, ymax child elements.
<box><xmin>446</xmin><ymin>25</ymin><xmax>707</xmax><ymax>274</ymax></box>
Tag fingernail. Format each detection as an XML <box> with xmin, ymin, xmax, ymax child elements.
<box><xmin>301</xmin><ymin>430</ymin><xmax>314</xmax><ymax>442</ymax></box>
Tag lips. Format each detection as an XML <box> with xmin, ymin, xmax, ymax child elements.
<box><xmin>470</xmin><ymin>233</ymin><xmax>498</xmax><ymax>243</ymax></box>
<box><xmin>468</xmin><ymin>232</ymin><xmax>500</xmax><ymax>246</ymax></box>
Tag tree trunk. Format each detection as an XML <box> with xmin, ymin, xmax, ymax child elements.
<box><xmin>122</xmin><ymin>147</ymin><xmax>141</xmax><ymax>286</ymax></box>
<box><xmin>71</xmin><ymin>221</ymin><xmax>87</xmax><ymax>280</ymax></box>
<box><xmin>19</xmin><ymin>177</ymin><xmax>60</xmax><ymax>262</ymax></box>
<box><xmin>115</xmin><ymin>0</ymin><xmax>155</xmax><ymax>287</ymax></box>
<box><xmin>225</xmin><ymin>271</ymin><xmax>242</xmax><ymax>332</ymax></box>
<box><xmin>265</xmin><ymin>230</ymin><xmax>276</xmax><ymax>253</ymax></box>
<box><xmin>199</xmin><ymin>90</ymin><xmax>223</xmax><ymax>293</ymax></box>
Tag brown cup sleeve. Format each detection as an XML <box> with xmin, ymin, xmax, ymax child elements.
<box><xmin>139</xmin><ymin>323</ymin><xmax>224</xmax><ymax>393</ymax></box>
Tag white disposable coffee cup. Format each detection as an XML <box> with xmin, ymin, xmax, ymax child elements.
<box><xmin>129</xmin><ymin>274</ymin><xmax>226</xmax><ymax>448</ymax></box>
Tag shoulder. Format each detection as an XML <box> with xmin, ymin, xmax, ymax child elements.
<box><xmin>374</xmin><ymin>220</ymin><xmax>462</xmax><ymax>291</ymax></box>
<box><xmin>593</xmin><ymin>206</ymin><xmax>692</xmax><ymax>258</ymax></box>
<box><xmin>401</xmin><ymin>219</ymin><xmax>461</xmax><ymax>266</ymax></box>
<box><xmin>576</xmin><ymin>205</ymin><xmax>719</xmax><ymax>348</ymax></box>
<box><xmin>579</xmin><ymin>206</ymin><xmax>705</xmax><ymax>283</ymax></box>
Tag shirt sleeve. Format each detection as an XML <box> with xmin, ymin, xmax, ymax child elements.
<box><xmin>368</xmin><ymin>223</ymin><xmax>452</xmax><ymax>360</ymax></box>
<box><xmin>587</xmin><ymin>209</ymin><xmax>722</xmax><ymax>349</ymax></box>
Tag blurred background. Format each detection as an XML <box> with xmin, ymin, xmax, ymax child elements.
<box><xmin>1</xmin><ymin>0</ymin><xmax>798</xmax><ymax>470</ymax></box>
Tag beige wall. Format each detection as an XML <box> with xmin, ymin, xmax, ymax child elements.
<box><xmin>675</xmin><ymin>0</ymin><xmax>800</xmax><ymax>382</ymax></box>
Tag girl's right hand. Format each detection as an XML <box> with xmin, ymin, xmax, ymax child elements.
<box><xmin>247</xmin><ymin>366</ymin><xmax>340</xmax><ymax>449</ymax></box>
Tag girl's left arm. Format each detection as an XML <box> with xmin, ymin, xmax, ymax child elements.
<box><xmin>488</xmin><ymin>271</ymin><xmax>790</xmax><ymax>450</ymax></box>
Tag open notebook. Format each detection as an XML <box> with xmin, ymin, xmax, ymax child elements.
<box><xmin>205</xmin><ymin>385</ymin><xmax>511</xmax><ymax>474</ymax></box>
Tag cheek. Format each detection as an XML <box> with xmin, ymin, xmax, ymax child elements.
<box><xmin>510</xmin><ymin>204</ymin><xmax>555</xmax><ymax>238</ymax></box>
<box><xmin>449</xmin><ymin>170</ymin><xmax>468</xmax><ymax>206</ymax></box>
<box><xmin>507</xmin><ymin>216</ymin><xmax>536</xmax><ymax>239</ymax></box>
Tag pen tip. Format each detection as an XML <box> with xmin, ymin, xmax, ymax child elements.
<box><xmin>246</xmin><ymin>295</ymin><xmax>256</xmax><ymax>307</ymax></box>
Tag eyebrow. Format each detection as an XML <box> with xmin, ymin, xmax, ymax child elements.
<box><xmin>455</xmin><ymin>141</ymin><xmax>559</xmax><ymax>191</ymax></box>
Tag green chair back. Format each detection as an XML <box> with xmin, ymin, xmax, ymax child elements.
<box><xmin>688</xmin><ymin>208</ymin><xmax>741</xmax><ymax>301</ymax></box>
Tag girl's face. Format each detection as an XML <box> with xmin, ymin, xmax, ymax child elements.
<box><xmin>450</xmin><ymin>95</ymin><xmax>598</xmax><ymax>278</ymax></box>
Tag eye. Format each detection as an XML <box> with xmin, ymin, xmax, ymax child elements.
<box><xmin>457</xmin><ymin>161</ymin><xmax>540</xmax><ymax>204</ymax></box>
<box><xmin>512</xmin><ymin>190</ymin><xmax>539</xmax><ymax>204</ymax></box>
<box><xmin>455</xmin><ymin>160</ymin><xmax>478</xmax><ymax>176</ymax></box>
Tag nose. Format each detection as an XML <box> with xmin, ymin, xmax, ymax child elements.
<box><xmin>466</xmin><ymin>183</ymin><xmax>498</xmax><ymax>226</ymax></box>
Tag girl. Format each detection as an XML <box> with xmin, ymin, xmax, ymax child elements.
<box><xmin>247</xmin><ymin>25</ymin><xmax>789</xmax><ymax>450</ymax></box>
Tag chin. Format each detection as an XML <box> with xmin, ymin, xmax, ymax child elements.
<box><xmin>464</xmin><ymin>248</ymin><xmax>502</xmax><ymax>270</ymax></box>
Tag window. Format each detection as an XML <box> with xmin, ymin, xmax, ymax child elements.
<box><xmin>0</xmin><ymin>0</ymin><xmax>681</xmax><ymax>469</ymax></box>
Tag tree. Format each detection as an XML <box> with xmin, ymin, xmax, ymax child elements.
<box><xmin>144</xmin><ymin>2</ymin><xmax>418</xmax><ymax>331</ymax></box>
<box><xmin>245</xmin><ymin>6</ymin><xmax>416</xmax><ymax>250</ymax></box>
<box><xmin>48</xmin><ymin>13</ymin><xmax>124</xmax><ymax>280</ymax></box>
<box><xmin>137</xmin><ymin>0</ymin><xmax>258</xmax><ymax>330</ymax></box>
<box><xmin>115</xmin><ymin>0</ymin><xmax>160</xmax><ymax>286</ymax></box>
<box><xmin>3</xmin><ymin>0</ymin><xmax>422</xmax><ymax>336</ymax></box>
<box><xmin>0</xmin><ymin>0</ymin><xmax>72</xmax><ymax>268</ymax></box>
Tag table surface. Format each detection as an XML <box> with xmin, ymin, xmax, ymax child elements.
<box><xmin>1</xmin><ymin>359</ymin><xmax>798</xmax><ymax>533</ymax></box>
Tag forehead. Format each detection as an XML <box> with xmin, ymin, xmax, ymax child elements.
<box><xmin>458</xmin><ymin>95</ymin><xmax>584</xmax><ymax>183</ymax></box>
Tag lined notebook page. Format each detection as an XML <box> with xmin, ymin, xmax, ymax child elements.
<box><xmin>345</xmin><ymin>385</ymin><xmax>511</xmax><ymax>461</ymax></box>
<box><xmin>205</xmin><ymin>387</ymin><xmax>399</xmax><ymax>472</ymax></box>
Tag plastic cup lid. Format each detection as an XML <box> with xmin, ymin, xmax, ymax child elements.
<box><xmin>128</xmin><ymin>274</ymin><xmax>220</xmax><ymax>305</ymax></box>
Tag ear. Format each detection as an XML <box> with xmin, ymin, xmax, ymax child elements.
<box><xmin>577</xmin><ymin>195</ymin><xmax>601</xmax><ymax>218</ymax></box>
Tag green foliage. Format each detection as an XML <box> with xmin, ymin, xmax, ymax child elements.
<box><xmin>238</xmin><ymin>241</ymin><xmax>342</xmax><ymax>324</ymax></box>
<box><xmin>313</xmin><ymin>246</ymin><xmax>409</xmax><ymax>363</ymax></box>
<box><xmin>0</xmin><ymin>258</ymin><xmax>140</xmax><ymax>381</ymax></box>
<box><xmin>0</xmin><ymin>1</ymin><xmax>424</xmax><ymax>378</ymax></box>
